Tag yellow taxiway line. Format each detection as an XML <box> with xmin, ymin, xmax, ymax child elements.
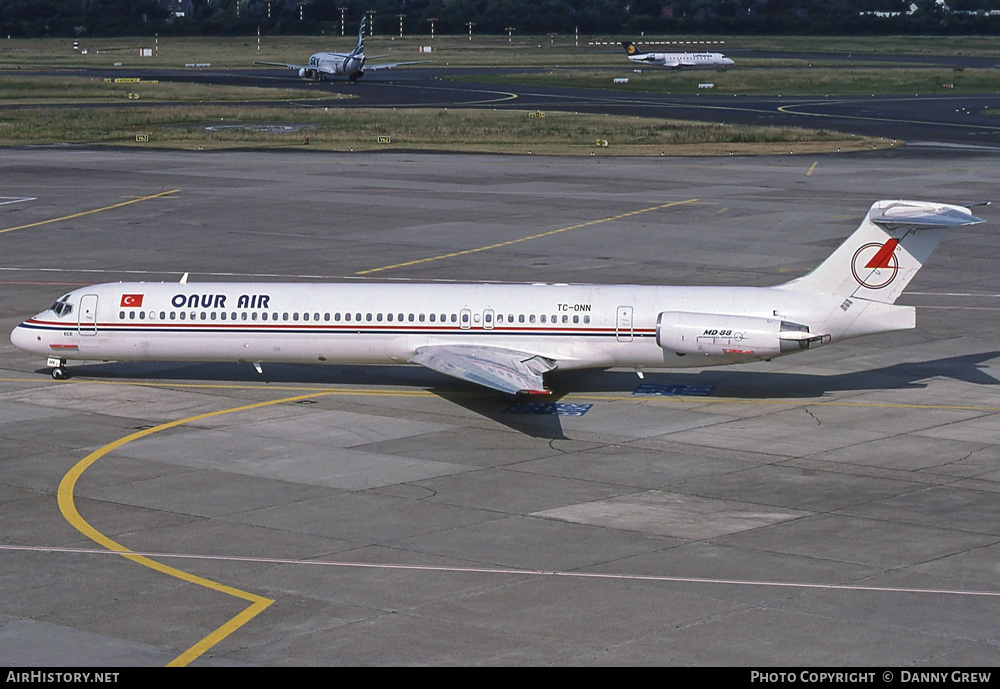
<box><xmin>355</xmin><ymin>198</ymin><xmax>699</xmax><ymax>275</ymax></box>
<box><xmin>0</xmin><ymin>189</ymin><xmax>179</xmax><ymax>236</ymax></box>
<box><xmin>56</xmin><ymin>390</ymin><xmax>336</xmax><ymax>667</ymax></box>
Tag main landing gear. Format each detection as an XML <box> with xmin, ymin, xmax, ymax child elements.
<box><xmin>47</xmin><ymin>357</ymin><xmax>70</xmax><ymax>380</ymax></box>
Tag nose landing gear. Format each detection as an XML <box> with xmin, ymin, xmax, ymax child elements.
<box><xmin>47</xmin><ymin>357</ymin><xmax>70</xmax><ymax>380</ymax></box>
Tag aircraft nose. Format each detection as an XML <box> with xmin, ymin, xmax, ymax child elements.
<box><xmin>10</xmin><ymin>322</ymin><xmax>42</xmax><ymax>354</ymax></box>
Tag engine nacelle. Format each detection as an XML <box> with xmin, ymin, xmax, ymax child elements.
<box><xmin>656</xmin><ymin>311</ymin><xmax>830</xmax><ymax>358</ymax></box>
<box><xmin>298</xmin><ymin>68</ymin><xmax>308</xmax><ymax>78</ymax></box>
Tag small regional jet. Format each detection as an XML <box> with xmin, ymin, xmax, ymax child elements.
<box><xmin>11</xmin><ymin>201</ymin><xmax>985</xmax><ymax>395</ymax></box>
<box><xmin>254</xmin><ymin>18</ymin><xmax>421</xmax><ymax>81</ymax></box>
<box><xmin>621</xmin><ymin>41</ymin><xmax>734</xmax><ymax>69</ymax></box>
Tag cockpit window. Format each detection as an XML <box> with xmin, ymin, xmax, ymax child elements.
<box><xmin>50</xmin><ymin>299</ymin><xmax>73</xmax><ymax>317</ymax></box>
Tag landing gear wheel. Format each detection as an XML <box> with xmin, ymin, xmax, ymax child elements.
<box><xmin>51</xmin><ymin>367</ymin><xmax>69</xmax><ymax>380</ymax></box>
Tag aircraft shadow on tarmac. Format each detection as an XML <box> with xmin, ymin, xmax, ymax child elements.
<box><xmin>46</xmin><ymin>351</ymin><xmax>999</xmax><ymax>440</ymax></box>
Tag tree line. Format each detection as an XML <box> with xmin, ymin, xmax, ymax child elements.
<box><xmin>2</xmin><ymin>0</ymin><xmax>1000</xmax><ymax>38</ymax></box>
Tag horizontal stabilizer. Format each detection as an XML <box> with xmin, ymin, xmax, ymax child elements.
<box><xmin>871</xmin><ymin>201</ymin><xmax>984</xmax><ymax>229</ymax></box>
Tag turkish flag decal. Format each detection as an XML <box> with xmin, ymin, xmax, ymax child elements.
<box><xmin>120</xmin><ymin>294</ymin><xmax>144</xmax><ymax>307</ymax></box>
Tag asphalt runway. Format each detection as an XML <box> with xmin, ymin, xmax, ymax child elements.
<box><xmin>13</xmin><ymin>60</ymin><xmax>1000</xmax><ymax>148</ymax></box>
<box><xmin>2</xmin><ymin>147</ymin><xmax>1000</xmax><ymax>666</ymax></box>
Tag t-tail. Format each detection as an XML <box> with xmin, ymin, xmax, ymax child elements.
<box><xmin>776</xmin><ymin>200</ymin><xmax>984</xmax><ymax>304</ymax></box>
<box><xmin>621</xmin><ymin>41</ymin><xmax>641</xmax><ymax>57</ymax></box>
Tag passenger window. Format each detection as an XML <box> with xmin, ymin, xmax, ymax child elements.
<box><xmin>251</xmin><ymin>312</ymin><xmax>258</xmax><ymax>321</ymax></box>
<box><xmin>573</xmin><ymin>315</ymin><xmax>579</xmax><ymax>323</ymax></box>
<box><xmin>119</xmin><ymin>311</ymin><xmax>125</xmax><ymax>319</ymax></box>
<box><xmin>540</xmin><ymin>315</ymin><xmax>546</xmax><ymax>324</ymax></box>
<box><xmin>387</xmin><ymin>313</ymin><xmax>394</xmax><ymax>322</ymax></box>
<box><xmin>179</xmin><ymin>312</ymin><xmax>185</xmax><ymax>320</ymax></box>
<box><xmin>303</xmin><ymin>312</ymin><xmax>310</xmax><ymax>321</ymax></box>
<box><xmin>584</xmin><ymin>315</ymin><xmax>590</xmax><ymax>324</ymax></box>
<box><xmin>170</xmin><ymin>311</ymin><xmax>176</xmax><ymax>320</ymax></box>
<box><xmin>314</xmin><ymin>313</ymin><xmax>319</xmax><ymax>321</ymax></box>
<box><xmin>261</xmin><ymin>312</ymin><xmax>267</xmax><ymax>321</ymax></box>
<box><xmin>429</xmin><ymin>313</ymin><xmax>435</xmax><ymax>322</ymax></box>
<box><xmin>409</xmin><ymin>314</ymin><xmax>415</xmax><ymax>322</ymax></box>
<box><xmin>485</xmin><ymin>313</ymin><xmax>492</xmax><ymax>323</ymax></box>
<box><xmin>335</xmin><ymin>313</ymin><xmax>341</xmax><ymax>321</ymax></box>
<box><xmin>345</xmin><ymin>313</ymin><xmax>351</xmax><ymax>321</ymax></box>
<box><xmin>211</xmin><ymin>312</ymin><xmax>217</xmax><ymax>321</ymax></box>
<box><xmin>366</xmin><ymin>313</ymin><xmax>372</xmax><ymax>322</ymax></box>
<box><xmin>419</xmin><ymin>314</ymin><xmax>425</xmax><ymax>322</ymax></box>
<box><xmin>293</xmin><ymin>313</ymin><xmax>299</xmax><ymax>321</ymax></box>
<box><xmin>562</xmin><ymin>315</ymin><xmax>568</xmax><ymax>324</ymax></box>
<box><xmin>241</xmin><ymin>312</ymin><xmax>248</xmax><ymax>321</ymax></box>
<box><xmin>377</xmin><ymin>313</ymin><xmax>383</xmax><ymax>322</ymax></box>
<box><xmin>324</xmin><ymin>313</ymin><xmax>330</xmax><ymax>321</ymax></box>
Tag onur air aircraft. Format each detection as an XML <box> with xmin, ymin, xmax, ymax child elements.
<box><xmin>254</xmin><ymin>18</ymin><xmax>421</xmax><ymax>82</ymax></box>
<box><xmin>621</xmin><ymin>41</ymin><xmax>734</xmax><ymax>68</ymax></box>
<box><xmin>10</xmin><ymin>201</ymin><xmax>984</xmax><ymax>395</ymax></box>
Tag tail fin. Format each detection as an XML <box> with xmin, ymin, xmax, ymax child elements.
<box><xmin>777</xmin><ymin>200</ymin><xmax>983</xmax><ymax>304</ymax></box>
<box><xmin>350</xmin><ymin>18</ymin><xmax>366</xmax><ymax>57</ymax></box>
<box><xmin>622</xmin><ymin>41</ymin><xmax>640</xmax><ymax>56</ymax></box>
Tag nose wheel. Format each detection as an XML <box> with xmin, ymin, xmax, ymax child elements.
<box><xmin>47</xmin><ymin>358</ymin><xmax>70</xmax><ymax>380</ymax></box>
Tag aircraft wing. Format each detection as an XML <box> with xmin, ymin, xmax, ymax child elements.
<box><xmin>253</xmin><ymin>61</ymin><xmax>342</xmax><ymax>77</ymax></box>
<box><xmin>364</xmin><ymin>61</ymin><xmax>428</xmax><ymax>71</ymax></box>
<box><xmin>254</xmin><ymin>61</ymin><xmax>307</xmax><ymax>70</ymax></box>
<box><xmin>410</xmin><ymin>344</ymin><xmax>557</xmax><ymax>395</ymax></box>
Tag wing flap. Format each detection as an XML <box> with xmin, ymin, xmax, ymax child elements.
<box><xmin>410</xmin><ymin>345</ymin><xmax>557</xmax><ymax>395</ymax></box>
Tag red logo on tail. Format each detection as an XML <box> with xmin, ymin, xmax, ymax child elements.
<box><xmin>851</xmin><ymin>241</ymin><xmax>899</xmax><ymax>289</ymax></box>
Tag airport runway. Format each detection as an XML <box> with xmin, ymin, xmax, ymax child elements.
<box><xmin>13</xmin><ymin>63</ymin><xmax>1000</xmax><ymax>148</ymax></box>
<box><xmin>2</xmin><ymin>147</ymin><xmax>1000</xmax><ymax>666</ymax></box>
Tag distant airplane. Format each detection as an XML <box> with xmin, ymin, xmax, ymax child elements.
<box><xmin>11</xmin><ymin>201</ymin><xmax>984</xmax><ymax>395</ymax></box>
<box><xmin>254</xmin><ymin>18</ymin><xmax>422</xmax><ymax>82</ymax></box>
<box><xmin>621</xmin><ymin>41</ymin><xmax>734</xmax><ymax>69</ymax></box>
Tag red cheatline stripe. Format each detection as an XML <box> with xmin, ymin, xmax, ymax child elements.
<box><xmin>865</xmin><ymin>239</ymin><xmax>899</xmax><ymax>269</ymax></box>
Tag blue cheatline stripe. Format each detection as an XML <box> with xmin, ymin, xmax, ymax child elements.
<box><xmin>19</xmin><ymin>322</ymin><xmax>655</xmax><ymax>339</ymax></box>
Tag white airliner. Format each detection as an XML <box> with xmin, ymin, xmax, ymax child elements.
<box><xmin>621</xmin><ymin>41</ymin><xmax>734</xmax><ymax>69</ymax></box>
<box><xmin>254</xmin><ymin>18</ymin><xmax>422</xmax><ymax>82</ymax></box>
<box><xmin>10</xmin><ymin>201</ymin><xmax>984</xmax><ymax>395</ymax></box>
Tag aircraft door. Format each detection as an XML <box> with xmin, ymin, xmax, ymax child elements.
<box><xmin>460</xmin><ymin>308</ymin><xmax>472</xmax><ymax>330</ymax></box>
<box><xmin>78</xmin><ymin>294</ymin><xmax>98</xmax><ymax>336</ymax></box>
<box><xmin>483</xmin><ymin>309</ymin><xmax>495</xmax><ymax>330</ymax></box>
<box><xmin>616</xmin><ymin>305</ymin><xmax>633</xmax><ymax>342</ymax></box>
